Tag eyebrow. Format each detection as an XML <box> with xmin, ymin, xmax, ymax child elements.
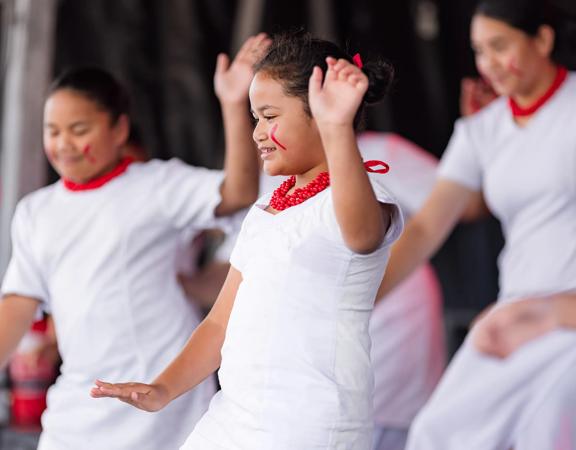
<box><xmin>44</xmin><ymin>120</ymin><xmax>89</xmax><ymax>128</ymax></box>
<box><xmin>251</xmin><ymin>105</ymin><xmax>279</xmax><ymax>114</ymax></box>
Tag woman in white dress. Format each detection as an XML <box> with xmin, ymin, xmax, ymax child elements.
<box><xmin>92</xmin><ymin>32</ymin><xmax>403</xmax><ymax>449</ymax></box>
<box><xmin>378</xmin><ymin>0</ymin><xmax>576</xmax><ymax>448</ymax></box>
<box><xmin>0</xmin><ymin>34</ymin><xmax>269</xmax><ymax>450</ymax></box>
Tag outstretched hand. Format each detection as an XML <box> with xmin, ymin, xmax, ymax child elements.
<box><xmin>214</xmin><ymin>32</ymin><xmax>271</xmax><ymax>104</ymax></box>
<box><xmin>90</xmin><ymin>379</ymin><xmax>170</xmax><ymax>412</ymax></box>
<box><xmin>472</xmin><ymin>298</ymin><xmax>558</xmax><ymax>358</ymax></box>
<box><xmin>308</xmin><ymin>57</ymin><xmax>368</xmax><ymax>128</ymax></box>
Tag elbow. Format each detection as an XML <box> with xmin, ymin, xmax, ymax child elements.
<box><xmin>344</xmin><ymin>226</ymin><xmax>387</xmax><ymax>255</ymax></box>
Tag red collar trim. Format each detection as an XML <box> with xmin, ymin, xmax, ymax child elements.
<box><xmin>62</xmin><ymin>157</ymin><xmax>134</xmax><ymax>192</ymax></box>
<box><xmin>508</xmin><ymin>66</ymin><xmax>568</xmax><ymax>117</ymax></box>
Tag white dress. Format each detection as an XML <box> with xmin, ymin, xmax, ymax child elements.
<box><xmin>407</xmin><ymin>73</ymin><xmax>576</xmax><ymax>449</ymax></box>
<box><xmin>2</xmin><ymin>159</ymin><xmax>222</xmax><ymax>450</ymax></box>
<box><xmin>182</xmin><ymin>175</ymin><xmax>403</xmax><ymax>450</ymax></box>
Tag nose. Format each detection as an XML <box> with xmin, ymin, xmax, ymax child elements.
<box><xmin>252</xmin><ymin>120</ymin><xmax>268</xmax><ymax>143</ymax></box>
<box><xmin>55</xmin><ymin>133</ymin><xmax>74</xmax><ymax>153</ymax></box>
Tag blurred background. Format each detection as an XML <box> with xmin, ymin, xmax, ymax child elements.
<box><xmin>0</xmin><ymin>0</ymin><xmax>574</xmax><ymax>447</ymax></box>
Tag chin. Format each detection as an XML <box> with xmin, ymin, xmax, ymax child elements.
<box><xmin>262</xmin><ymin>163</ymin><xmax>286</xmax><ymax>177</ymax></box>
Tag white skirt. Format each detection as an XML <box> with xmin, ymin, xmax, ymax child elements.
<box><xmin>406</xmin><ymin>328</ymin><xmax>576</xmax><ymax>450</ymax></box>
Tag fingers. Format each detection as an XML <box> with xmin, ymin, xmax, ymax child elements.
<box><xmin>90</xmin><ymin>379</ymin><xmax>151</xmax><ymax>401</ymax></box>
<box><xmin>235</xmin><ymin>32</ymin><xmax>271</xmax><ymax>65</ymax></box>
<box><xmin>324</xmin><ymin>57</ymin><xmax>367</xmax><ymax>88</ymax></box>
<box><xmin>308</xmin><ymin>66</ymin><xmax>324</xmax><ymax>96</ymax></box>
<box><xmin>215</xmin><ymin>53</ymin><xmax>230</xmax><ymax>76</ymax></box>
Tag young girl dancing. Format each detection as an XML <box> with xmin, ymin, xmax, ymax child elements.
<box><xmin>92</xmin><ymin>32</ymin><xmax>403</xmax><ymax>449</ymax></box>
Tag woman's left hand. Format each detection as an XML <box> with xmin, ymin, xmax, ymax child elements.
<box><xmin>308</xmin><ymin>57</ymin><xmax>368</xmax><ymax>128</ymax></box>
<box><xmin>472</xmin><ymin>297</ymin><xmax>558</xmax><ymax>358</ymax></box>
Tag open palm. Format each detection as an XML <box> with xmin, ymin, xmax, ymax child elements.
<box><xmin>308</xmin><ymin>57</ymin><xmax>368</xmax><ymax>127</ymax></box>
<box><xmin>214</xmin><ymin>33</ymin><xmax>271</xmax><ymax>104</ymax></box>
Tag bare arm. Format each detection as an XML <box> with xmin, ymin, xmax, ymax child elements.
<box><xmin>377</xmin><ymin>179</ymin><xmax>477</xmax><ymax>299</ymax></box>
<box><xmin>91</xmin><ymin>266</ymin><xmax>241</xmax><ymax>411</ymax></box>
<box><xmin>0</xmin><ymin>295</ymin><xmax>41</xmax><ymax>369</ymax></box>
<box><xmin>215</xmin><ymin>34</ymin><xmax>270</xmax><ymax>216</ymax></box>
<box><xmin>472</xmin><ymin>292</ymin><xmax>576</xmax><ymax>358</ymax></box>
<box><xmin>309</xmin><ymin>57</ymin><xmax>389</xmax><ymax>254</ymax></box>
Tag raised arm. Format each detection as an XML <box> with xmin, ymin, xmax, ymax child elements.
<box><xmin>308</xmin><ymin>57</ymin><xmax>389</xmax><ymax>254</ymax></box>
<box><xmin>0</xmin><ymin>295</ymin><xmax>41</xmax><ymax>369</ymax></box>
<box><xmin>91</xmin><ymin>266</ymin><xmax>242</xmax><ymax>411</ymax></box>
<box><xmin>376</xmin><ymin>179</ymin><xmax>476</xmax><ymax>300</ymax></box>
<box><xmin>215</xmin><ymin>33</ymin><xmax>271</xmax><ymax>216</ymax></box>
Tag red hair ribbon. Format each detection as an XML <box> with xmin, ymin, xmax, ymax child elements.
<box><xmin>363</xmin><ymin>160</ymin><xmax>390</xmax><ymax>174</ymax></box>
<box><xmin>352</xmin><ymin>53</ymin><xmax>363</xmax><ymax>69</ymax></box>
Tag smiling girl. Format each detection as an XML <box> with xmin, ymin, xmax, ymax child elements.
<box><xmin>92</xmin><ymin>32</ymin><xmax>403</xmax><ymax>449</ymax></box>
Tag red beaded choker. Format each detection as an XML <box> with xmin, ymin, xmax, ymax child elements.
<box><xmin>62</xmin><ymin>157</ymin><xmax>134</xmax><ymax>191</ymax></box>
<box><xmin>269</xmin><ymin>171</ymin><xmax>330</xmax><ymax>211</ymax></box>
<box><xmin>268</xmin><ymin>160</ymin><xmax>390</xmax><ymax>211</ymax></box>
<box><xmin>508</xmin><ymin>66</ymin><xmax>567</xmax><ymax>117</ymax></box>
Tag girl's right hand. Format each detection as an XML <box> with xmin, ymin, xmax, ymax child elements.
<box><xmin>90</xmin><ymin>379</ymin><xmax>170</xmax><ymax>412</ymax></box>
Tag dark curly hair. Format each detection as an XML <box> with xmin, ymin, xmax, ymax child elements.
<box><xmin>253</xmin><ymin>31</ymin><xmax>394</xmax><ymax>130</ymax></box>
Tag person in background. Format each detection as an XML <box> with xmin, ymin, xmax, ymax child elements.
<box><xmin>0</xmin><ymin>33</ymin><xmax>269</xmax><ymax>450</ymax></box>
<box><xmin>378</xmin><ymin>1</ymin><xmax>576</xmax><ymax>448</ymax></box>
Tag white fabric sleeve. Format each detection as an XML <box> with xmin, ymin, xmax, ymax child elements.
<box><xmin>156</xmin><ymin>158</ymin><xmax>225</xmax><ymax>230</ymax></box>
<box><xmin>367</xmin><ymin>172</ymin><xmax>404</xmax><ymax>247</ymax></box>
<box><xmin>321</xmin><ymin>175</ymin><xmax>404</xmax><ymax>251</ymax></box>
<box><xmin>1</xmin><ymin>201</ymin><xmax>49</xmax><ymax>305</ymax></box>
<box><xmin>437</xmin><ymin>118</ymin><xmax>483</xmax><ymax>191</ymax></box>
<box><xmin>229</xmin><ymin>210</ymin><xmax>253</xmax><ymax>272</ymax></box>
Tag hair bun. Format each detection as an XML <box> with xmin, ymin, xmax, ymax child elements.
<box><xmin>361</xmin><ymin>58</ymin><xmax>395</xmax><ymax>105</ymax></box>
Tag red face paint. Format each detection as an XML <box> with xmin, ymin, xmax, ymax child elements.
<box><xmin>508</xmin><ymin>60</ymin><xmax>523</xmax><ymax>78</ymax></box>
<box><xmin>83</xmin><ymin>145</ymin><xmax>97</xmax><ymax>163</ymax></box>
<box><xmin>270</xmin><ymin>124</ymin><xmax>287</xmax><ymax>151</ymax></box>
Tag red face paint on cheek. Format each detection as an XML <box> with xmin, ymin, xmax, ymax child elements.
<box><xmin>508</xmin><ymin>60</ymin><xmax>523</xmax><ymax>77</ymax></box>
<box><xmin>83</xmin><ymin>145</ymin><xmax>97</xmax><ymax>163</ymax></box>
<box><xmin>270</xmin><ymin>124</ymin><xmax>287</xmax><ymax>151</ymax></box>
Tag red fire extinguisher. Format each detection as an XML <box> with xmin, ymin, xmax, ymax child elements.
<box><xmin>8</xmin><ymin>316</ymin><xmax>57</xmax><ymax>430</ymax></box>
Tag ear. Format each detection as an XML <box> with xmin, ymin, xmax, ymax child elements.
<box><xmin>535</xmin><ymin>24</ymin><xmax>555</xmax><ymax>58</ymax></box>
<box><xmin>113</xmin><ymin>114</ymin><xmax>130</xmax><ymax>147</ymax></box>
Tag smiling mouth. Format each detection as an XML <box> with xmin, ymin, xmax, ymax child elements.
<box><xmin>259</xmin><ymin>146</ymin><xmax>277</xmax><ymax>158</ymax></box>
<box><xmin>55</xmin><ymin>155</ymin><xmax>84</xmax><ymax>165</ymax></box>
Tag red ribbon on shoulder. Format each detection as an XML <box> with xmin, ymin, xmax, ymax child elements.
<box><xmin>363</xmin><ymin>160</ymin><xmax>390</xmax><ymax>174</ymax></box>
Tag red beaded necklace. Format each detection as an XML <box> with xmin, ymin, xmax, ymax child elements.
<box><xmin>269</xmin><ymin>171</ymin><xmax>330</xmax><ymax>211</ymax></box>
<box><xmin>268</xmin><ymin>160</ymin><xmax>390</xmax><ymax>211</ymax></box>
<box><xmin>508</xmin><ymin>66</ymin><xmax>567</xmax><ymax>117</ymax></box>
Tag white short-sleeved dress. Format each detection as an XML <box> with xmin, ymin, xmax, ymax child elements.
<box><xmin>2</xmin><ymin>159</ymin><xmax>222</xmax><ymax>450</ymax></box>
<box><xmin>181</xmin><ymin>174</ymin><xmax>403</xmax><ymax>450</ymax></box>
<box><xmin>357</xmin><ymin>133</ymin><xmax>445</xmax><ymax>439</ymax></box>
<box><xmin>407</xmin><ymin>73</ymin><xmax>576</xmax><ymax>449</ymax></box>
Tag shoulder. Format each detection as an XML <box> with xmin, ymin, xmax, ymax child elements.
<box><xmin>14</xmin><ymin>183</ymin><xmax>60</xmax><ymax>222</ymax></box>
<box><xmin>458</xmin><ymin>96</ymin><xmax>508</xmax><ymax>135</ymax></box>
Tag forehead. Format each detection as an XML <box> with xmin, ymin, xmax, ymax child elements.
<box><xmin>471</xmin><ymin>14</ymin><xmax>523</xmax><ymax>43</ymax></box>
<box><xmin>249</xmin><ymin>72</ymin><xmax>287</xmax><ymax>105</ymax></box>
<box><xmin>44</xmin><ymin>88</ymin><xmax>106</xmax><ymax>122</ymax></box>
